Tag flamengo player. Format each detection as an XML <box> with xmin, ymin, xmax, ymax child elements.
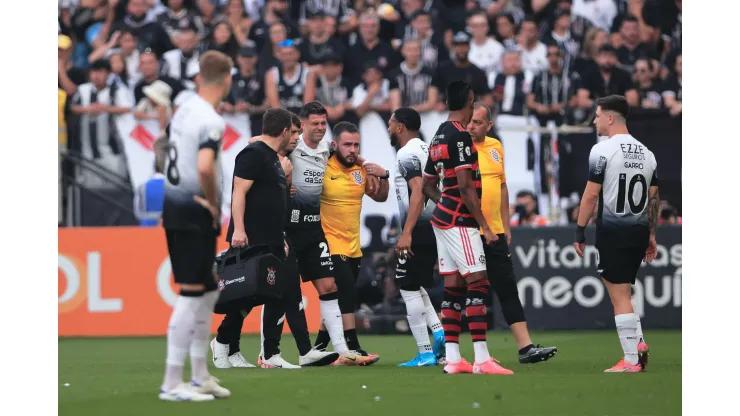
<box><xmin>421</xmin><ymin>81</ymin><xmax>513</xmax><ymax>375</ymax></box>
<box><xmin>574</xmin><ymin>95</ymin><xmax>658</xmax><ymax>373</ymax></box>
<box><xmin>159</xmin><ymin>51</ymin><xmax>233</xmax><ymax>401</ymax></box>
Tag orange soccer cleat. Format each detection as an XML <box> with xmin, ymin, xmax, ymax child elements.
<box><xmin>443</xmin><ymin>358</ymin><xmax>474</xmax><ymax>374</ymax></box>
<box><xmin>473</xmin><ymin>358</ymin><xmax>514</xmax><ymax>375</ymax></box>
<box><xmin>604</xmin><ymin>358</ymin><xmax>643</xmax><ymax>373</ymax></box>
<box><xmin>638</xmin><ymin>340</ymin><xmax>649</xmax><ymax>370</ymax></box>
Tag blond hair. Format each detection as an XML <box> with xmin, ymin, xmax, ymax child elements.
<box><xmin>198</xmin><ymin>50</ymin><xmax>233</xmax><ymax>85</ymax></box>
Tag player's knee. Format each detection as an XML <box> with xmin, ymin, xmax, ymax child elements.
<box><xmin>465</xmin><ymin>270</ymin><xmax>487</xmax><ymax>284</ymax></box>
<box><xmin>314</xmin><ymin>278</ymin><xmax>338</xmax><ymax>295</ymax></box>
<box><xmin>443</xmin><ymin>274</ymin><xmax>465</xmax><ymax>287</ymax></box>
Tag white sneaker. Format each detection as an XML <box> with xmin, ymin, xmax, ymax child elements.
<box><xmin>228</xmin><ymin>352</ymin><xmax>256</xmax><ymax>368</ymax></box>
<box><xmin>211</xmin><ymin>338</ymin><xmax>231</xmax><ymax>369</ymax></box>
<box><xmin>191</xmin><ymin>376</ymin><xmax>231</xmax><ymax>398</ymax></box>
<box><xmin>159</xmin><ymin>383</ymin><xmax>215</xmax><ymax>402</ymax></box>
<box><xmin>299</xmin><ymin>348</ymin><xmax>339</xmax><ymax>367</ymax></box>
<box><xmin>258</xmin><ymin>353</ymin><xmax>301</xmax><ymax>369</ymax></box>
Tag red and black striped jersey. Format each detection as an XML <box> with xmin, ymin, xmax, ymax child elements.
<box><xmin>423</xmin><ymin>121</ymin><xmax>482</xmax><ymax>229</ymax></box>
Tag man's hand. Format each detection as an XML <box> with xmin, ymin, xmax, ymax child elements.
<box><xmin>550</xmin><ymin>102</ymin><xmax>566</xmax><ymax>113</ymax></box>
<box><xmin>574</xmin><ymin>225</ymin><xmax>587</xmax><ymax>257</ymax></box>
<box><xmin>435</xmin><ymin>102</ymin><xmax>447</xmax><ymax>112</ymax></box>
<box><xmin>231</xmin><ymin>229</ymin><xmax>248</xmax><ymax>248</ymax></box>
<box><xmin>669</xmin><ymin>103</ymin><xmax>682</xmax><ymax>116</ymax></box>
<box><xmin>574</xmin><ymin>242</ymin><xmax>586</xmax><ymax>257</ymax></box>
<box><xmin>505</xmin><ymin>229</ymin><xmax>511</xmax><ymax>245</ymax></box>
<box><xmin>644</xmin><ymin>235</ymin><xmax>657</xmax><ymax>262</ymax></box>
<box><xmin>483</xmin><ymin>227</ymin><xmax>499</xmax><ymax>245</ymax></box>
<box><xmin>235</xmin><ymin>101</ymin><xmax>250</xmax><ymax>113</ymax></box>
<box><xmin>366</xmin><ymin>174</ymin><xmax>379</xmax><ymax>193</ymax></box>
<box><xmin>222</xmin><ymin>102</ymin><xmax>235</xmax><ymax>113</ymax></box>
<box><xmin>280</xmin><ymin>157</ymin><xmax>293</xmax><ymax>177</ymax></box>
<box><xmin>290</xmin><ymin>185</ymin><xmax>297</xmax><ymax>197</ymax></box>
<box><xmin>395</xmin><ymin>232</ymin><xmax>414</xmax><ymax>260</ymax></box>
<box><xmin>363</xmin><ymin>162</ymin><xmax>385</xmax><ymax>177</ymax></box>
<box><xmin>193</xmin><ymin>195</ymin><xmax>221</xmax><ymax>230</ymax></box>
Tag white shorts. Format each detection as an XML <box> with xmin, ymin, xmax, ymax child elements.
<box><xmin>432</xmin><ymin>226</ymin><xmax>486</xmax><ymax>277</ymax></box>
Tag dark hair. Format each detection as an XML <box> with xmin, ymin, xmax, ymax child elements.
<box><xmin>635</xmin><ymin>57</ymin><xmax>653</xmax><ymax>72</ymax></box>
<box><xmin>393</xmin><ymin>108</ymin><xmax>421</xmax><ymax>132</ymax></box>
<box><xmin>120</xmin><ymin>28</ymin><xmax>137</xmax><ymax>39</ymax></box>
<box><xmin>546</xmin><ymin>41</ymin><xmax>561</xmax><ymax>50</ymax></box>
<box><xmin>622</xmin><ymin>14</ymin><xmax>639</xmax><ymax>25</ymax></box>
<box><xmin>290</xmin><ymin>113</ymin><xmax>301</xmax><ymax>128</ymax></box>
<box><xmin>262</xmin><ymin>108</ymin><xmax>293</xmax><ymax>137</ymax></box>
<box><xmin>411</xmin><ymin>10</ymin><xmax>431</xmax><ymax>21</ymax></box>
<box><xmin>446</xmin><ymin>80</ymin><xmax>474</xmax><ymax>111</ymax></box>
<box><xmin>332</xmin><ymin>121</ymin><xmax>359</xmax><ymax>140</ymax></box>
<box><xmin>595</xmin><ymin>95</ymin><xmax>630</xmax><ymax>119</ymax></box>
<box><xmin>516</xmin><ymin>190</ymin><xmax>536</xmax><ymax>200</ymax></box>
<box><xmin>522</xmin><ymin>14</ymin><xmax>537</xmax><ymax>25</ymax></box>
<box><xmin>467</xmin><ymin>9</ymin><xmax>487</xmax><ymax>20</ymax></box>
<box><xmin>496</xmin><ymin>13</ymin><xmax>515</xmax><ymax>25</ymax></box>
<box><xmin>299</xmin><ymin>101</ymin><xmax>327</xmax><ymax>119</ymax></box>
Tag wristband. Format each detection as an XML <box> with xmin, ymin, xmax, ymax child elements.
<box><xmin>575</xmin><ymin>225</ymin><xmax>586</xmax><ymax>243</ymax></box>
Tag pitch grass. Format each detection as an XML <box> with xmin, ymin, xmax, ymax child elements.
<box><xmin>59</xmin><ymin>331</ymin><xmax>681</xmax><ymax>416</ymax></box>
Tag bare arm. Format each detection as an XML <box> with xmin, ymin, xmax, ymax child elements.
<box><xmin>197</xmin><ymin>148</ymin><xmax>219</xmax><ymax>210</ymax></box>
<box><xmin>265</xmin><ymin>70</ymin><xmax>280</xmax><ymax>109</ymax></box>
<box><xmin>577</xmin><ymin>88</ymin><xmax>593</xmax><ymax>108</ymax></box>
<box><xmin>389</xmin><ymin>89</ymin><xmax>402</xmax><ymax>113</ymax></box>
<box><xmin>58</xmin><ymin>63</ymin><xmax>78</xmax><ymax>96</ymax></box>
<box><xmin>303</xmin><ymin>70</ymin><xmax>317</xmax><ymax>103</ymax></box>
<box><xmin>198</xmin><ymin>0</ymin><xmax>215</xmax><ymax>22</ymax></box>
<box><xmin>501</xmin><ymin>182</ymin><xmax>511</xmax><ymax>240</ymax></box>
<box><xmin>457</xmin><ymin>169</ymin><xmax>493</xmax><ymax>234</ymax></box>
<box><xmin>231</xmin><ymin>176</ymin><xmax>254</xmax><ymax>234</ymax></box>
<box><xmin>576</xmin><ymin>181</ymin><xmax>601</xmax><ymax>227</ymax></box>
<box><xmin>401</xmin><ymin>177</ymin><xmax>425</xmax><ymax>237</ymax></box>
<box><xmin>625</xmin><ymin>89</ymin><xmax>640</xmax><ymax>107</ymax></box>
<box><xmin>647</xmin><ymin>185</ymin><xmax>660</xmax><ymax>235</ymax></box>
<box><xmin>532</xmin><ymin>0</ymin><xmax>551</xmax><ymax>13</ymax></box>
<box><xmin>422</xmin><ymin>175</ymin><xmax>441</xmax><ymax>204</ymax></box>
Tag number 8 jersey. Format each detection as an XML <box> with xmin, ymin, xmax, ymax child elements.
<box><xmin>589</xmin><ymin>134</ymin><xmax>658</xmax><ymax>248</ymax></box>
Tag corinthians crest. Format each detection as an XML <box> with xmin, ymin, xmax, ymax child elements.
<box><xmin>266</xmin><ymin>267</ymin><xmax>276</xmax><ymax>285</ymax></box>
<box><xmin>352</xmin><ymin>170</ymin><xmax>364</xmax><ymax>185</ymax></box>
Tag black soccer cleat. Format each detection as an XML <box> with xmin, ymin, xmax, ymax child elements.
<box><xmin>518</xmin><ymin>345</ymin><xmax>558</xmax><ymax>364</ymax></box>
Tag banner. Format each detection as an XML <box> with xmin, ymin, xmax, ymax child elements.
<box><xmin>493</xmin><ymin>225</ymin><xmax>682</xmax><ymax>330</ymax></box>
<box><xmin>58</xmin><ymin>227</ymin><xmax>321</xmax><ymax>337</ymax></box>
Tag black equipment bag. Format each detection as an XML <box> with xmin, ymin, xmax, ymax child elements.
<box><xmin>213</xmin><ymin>245</ymin><xmax>283</xmax><ymax>314</ymax></box>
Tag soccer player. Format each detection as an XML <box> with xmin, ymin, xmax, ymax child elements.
<box><xmin>315</xmin><ymin>121</ymin><xmax>389</xmax><ymax>363</ymax></box>
<box><xmin>159</xmin><ymin>50</ymin><xmax>233</xmax><ymax>401</ymax></box>
<box><xmin>285</xmin><ymin>101</ymin><xmax>379</xmax><ymax>365</ymax></box>
<box><xmin>388</xmin><ymin>107</ymin><xmax>446</xmax><ymax>367</ymax></box>
<box><xmin>421</xmin><ymin>80</ymin><xmax>513</xmax><ymax>375</ymax></box>
<box><xmin>467</xmin><ymin>103</ymin><xmax>558</xmax><ymax>363</ymax></box>
<box><xmin>573</xmin><ymin>95</ymin><xmax>658</xmax><ymax>373</ymax></box>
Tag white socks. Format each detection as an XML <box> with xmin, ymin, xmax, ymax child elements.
<box><xmin>635</xmin><ymin>315</ymin><xmax>645</xmax><ymax>343</ymax></box>
<box><xmin>615</xmin><ymin>313</ymin><xmax>639</xmax><ymax>365</ymax></box>
<box><xmin>320</xmin><ymin>298</ymin><xmax>348</xmax><ymax>354</ymax></box>
<box><xmin>473</xmin><ymin>342</ymin><xmax>491</xmax><ymax>363</ymax></box>
<box><xmin>400</xmin><ymin>290</ymin><xmax>433</xmax><ymax>354</ymax></box>
<box><xmin>445</xmin><ymin>342</ymin><xmax>461</xmax><ymax>364</ymax></box>
<box><xmin>163</xmin><ymin>295</ymin><xmax>200</xmax><ymax>390</ymax></box>
<box><xmin>191</xmin><ymin>291</ymin><xmax>219</xmax><ymax>383</ymax></box>
<box><xmin>419</xmin><ymin>287</ymin><xmax>443</xmax><ymax>333</ymax></box>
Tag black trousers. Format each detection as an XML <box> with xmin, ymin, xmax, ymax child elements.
<box><xmin>482</xmin><ymin>234</ymin><xmax>527</xmax><ymax>326</ymax></box>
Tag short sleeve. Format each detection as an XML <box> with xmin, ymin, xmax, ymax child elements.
<box><xmin>388</xmin><ymin>74</ymin><xmax>399</xmax><ymax>90</ymax></box>
<box><xmin>233</xmin><ymin>147</ymin><xmax>265</xmax><ymax>180</ymax></box>
<box><xmin>650</xmin><ymin>166</ymin><xmax>659</xmax><ymax>187</ymax></box>
<box><xmin>423</xmin><ymin>154</ymin><xmax>437</xmax><ymax>178</ymax></box>
<box><xmin>351</xmin><ymin>84</ymin><xmax>366</xmax><ymax>108</ymax></box>
<box><xmin>532</xmin><ymin>73</ymin><xmax>543</xmax><ymax>102</ymax></box>
<box><xmin>199</xmin><ymin>121</ymin><xmax>223</xmax><ymax>153</ymax></box>
<box><xmin>499</xmin><ymin>145</ymin><xmax>507</xmax><ymax>183</ymax></box>
<box><xmin>588</xmin><ymin>147</ymin><xmax>607</xmax><ymax>184</ymax></box>
<box><xmin>450</xmin><ymin>131</ymin><xmax>475</xmax><ymax>171</ymax></box>
<box><xmin>399</xmin><ymin>152</ymin><xmax>423</xmax><ymax>180</ymax></box>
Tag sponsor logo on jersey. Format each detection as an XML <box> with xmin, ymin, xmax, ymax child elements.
<box><xmin>303</xmin><ymin>214</ymin><xmax>320</xmax><ymax>222</ymax></box>
<box><xmin>291</xmin><ymin>209</ymin><xmax>300</xmax><ymax>223</ymax></box>
<box><xmin>594</xmin><ymin>156</ymin><xmax>606</xmax><ymax>175</ymax></box>
<box><xmin>352</xmin><ymin>170</ymin><xmax>364</xmax><ymax>185</ymax></box>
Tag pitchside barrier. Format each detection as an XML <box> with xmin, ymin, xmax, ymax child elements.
<box><xmin>58</xmin><ymin>225</ymin><xmax>681</xmax><ymax>337</ymax></box>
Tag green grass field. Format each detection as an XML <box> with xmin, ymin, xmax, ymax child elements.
<box><xmin>59</xmin><ymin>331</ymin><xmax>681</xmax><ymax>416</ymax></box>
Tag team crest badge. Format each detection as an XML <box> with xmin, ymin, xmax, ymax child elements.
<box><xmin>266</xmin><ymin>267</ymin><xmax>276</xmax><ymax>285</ymax></box>
<box><xmin>352</xmin><ymin>170</ymin><xmax>364</xmax><ymax>185</ymax></box>
<box><xmin>491</xmin><ymin>149</ymin><xmax>501</xmax><ymax>163</ymax></box>
<box><xmin>218</xmin><ymin>279</ymin><xmax>225</xmax><ymax>291</ymax></box>
<box><xmin>340</xmin><ymin>255</ymin><xmax>347</xmax><ymax>261</ymax></box>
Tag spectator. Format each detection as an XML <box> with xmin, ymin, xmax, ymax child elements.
<box><xmin>134</xmin><ymin>49</ymin><xmax>185</xmax><ymax>111</ymax></box>
<box><xmin>659</xmin><ymin>202</ymin><xmax>681</xmax><ymax>225</ymax></box>
<box><xmin>136</xmin><ymin>80</ymin><xmax>173</xmax><ymax>135</ymax></box>
<box><xmin>300</xmin><ymin>0</ymin><xmax>358</xmax><ymax>35</ymax></box>
<box><xmin>59</xmin><ymin>35</ymin><xmax>87</xmax><ymax>97</ymax></box>
<box><xmin>345</xmin><ymin>13</ymin><xmax>401</xmax><ymax>81</ymax></box>
<box><xmin>201</xmin><ymin>18</ymin><xmax>240</xmax><ymax>60</ymax></box>
<box><xmin>467</xmin><ymin>10</ymin><xmax>505</xmax><ymax>76</ymax></box>
<box><xmin>68</xmin><ymin>0</ymin><xmax>110</xmax><ymax>68</ymax></box>
<box><xmin>517</xmin><ymin>16</ymin><xmax>548</xmax><ymax>74</ymax></box>
<box><xmin>363</xmin><ymin>0</ymin><xmax>403</xmax><ymax>43</ymax></box>
<box><xmin>576</xmin><ymin>45</ymin><xmax>638</xmax><ymax>110</ymax></box>
<box><xmin>350</xmin><ymin>62</ymin><xmax>394</xmax><ymax>119</ymax></box>
<box><xmin>298</xmin><ymin>10</ymin><xmax>347</xmax><ymax>68</ymax></box>
<box><xmin>94</xmin><ymin>29</ymin><xmax>143</xmax><ymax>86</ymax></box>
<box><xmin>542</xmin><ymin>8</ymin><xmax>579</xmax><ymax>74</ymax></box>
<box><xmin>161</xmin><ymin>23</ymin><xmax>200</xmax><ymax>89</ymax></box>
<box><xmin>106</xmin><ymin>49</ymin><xmax>133</xmax><ymax>90</ymax></box>
<box><xmin>256</xmin><ymin>21</ymin><xmax>289</xmax><ymax>75</ymax></box>
<box><xmin>224</xmin><ymin>45</ymin><xmax>269</xmax><ymax>135</ymax></box>
<box><xmin>662</xmin><ymin>54</ymin><xmax>681</xmax><ymax>117</ymax></box>
<box><xmin>614</xmin><ymin>15</ymin><xmax>657</xmax><ymax>74</ymax></box>
<box><xmin>392</xmin><ymin>0</ymin><xmax>428</xmax><ymax>41</ymax></box>
<box><xmin>633</xmin><ymin>58</ymin><xmax>663</xmax><ymax>110</ymax></box>
<box><xmin>491</xmin><ymin>50</ymin><xmax>532</xmax><ymax>117</ymax></box>
<box><xmin>510</xmin><ymin>190</ymin><xmax>549</xmax><ymax>227</ymax></box>
<box><xmin>528</xmin><ymin>43</ymin><xmax>573</xmax><ymax>125</ymax></box>
<box><xmin>265</xmin><ymin>39</ymin><xmax>310</xmax><ymax>114</ymax></box>
<box><xmin>223</xmin><ymin>0</ymin><xmax>254</xmax><ymax>46</ymax></box>
<box><xmin>571</xmin><ymin>27</ymin><xmax>607</xmax><ymax>79</ymax></box>
<box><xmin>109</xmin><ymin>0</ymin><xmax>173</xmax><ymax>57</ymax></box>
<box><xmin>433</xmin><ymin>31</ymin><xmax>492</xmax><ymax>110</ymax></box>
<box><xmin>306</xmin><ymin>52</ymin><xmax>355</xmax><ymax>124</ymax></box>
<box><xmin>388</xmin><ymin>38</ymin><xmax>438</xmax><ymax>113</ymax></box>
<box><xmin>248</xmin><ymin>0</ymin><xmax>301</xmax><ymax>53</ymax></box>
<box><xmin>409</xmin><ymin>10</ymin><xmax>449</xmax><ymax>72</ymax></box>
<box><xmin>571</xmin><ymin>0</ymin><xmax>617</xmax><ymax>32</ymax></box>
<box><xmin>494</xmin><ymin>13</ymin><xmax>518</xmax><ymax>51</ymax></box>
<box><xmin>156</xmin><ymin>0</ymin><xmax>206</xmax><ymax>43</ymax></box>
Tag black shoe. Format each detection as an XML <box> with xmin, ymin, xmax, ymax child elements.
<box><xmin>356</xmin><ymin>349</ymin><xmax>369</xmax><ymax>357</ymax></box>
<box><xmin>519</xmin><ymin>345</ymin><xmax>558</xmax><ymax>364</ymax></box>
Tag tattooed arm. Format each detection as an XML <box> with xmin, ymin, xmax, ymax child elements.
<box><xmin>647</xmin><ymin>186</ymin><xmax>660</xmax><ymax>235</ymax></box>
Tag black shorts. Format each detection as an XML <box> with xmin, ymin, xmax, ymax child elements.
<box><xmin>332</xmin><ymin>254</ymin><xmax>362</xmax><ymax>287</ymax></box>
<box><xmin>291</xmin><ymin>236</ymin><xmax>335</xmax><ymax>283</ymax></box>
<box><xmin>597</xmin><ymin>245</ymin><xmax>647</xmax><ymax>285</ymax></box>
<box><xmin>395</xmin><ymin>244</ymin><xmax>438</xmax><ymax>290</ymax></box>
<box><xmin>165</xmin><ymin>228</ymin><xmax>217</xmax><ymax>291</ymax></box>
<box><xmin>482</xmin><ymin>234</ymin><xmax>517</xmax><ymax>284</ymax></box>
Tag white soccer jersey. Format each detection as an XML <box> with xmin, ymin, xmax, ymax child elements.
<box><xmin>395</xmin><ymin>138</ymin><xmax>435</xmax><ymax>234</ymax></box>
<box><xmin>162</xmin><ymin>94</ymin><xmax>225</xmax><ymax>230</ymax></box>
<box><xmin>588</xmin><ymin>134</ymin><xmax>658</xmax><ymax>247</ymax></box>
<box><xmin>289</xmin><ymin>135</ymin><xmax>331</xmax><ymax>215</ymax></box>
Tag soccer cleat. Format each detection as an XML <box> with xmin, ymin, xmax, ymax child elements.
<box><xmin>210</xmin><ymin>338</ymin><xmax>232</xmax><ymax>369</ymax></box>
<box><xmin>604</xmin><ymin>358</ymin><xmax>643</xmax><ymax>373</ymax></box>
<box><xmin>432</xmin><ymin>330</ymin><xmax>446</xmax><ymax>360</ymax></box>
<box><xmin>473</xmin><ymin>358</ymin><xmax>514</xmax><ymax>375</ymax></box>
<box><xmin>228</xmin><ymin>352</ymin><xmax>256</xmax><ymax>368</ymax></box>
<box><xmin>398</xmin><ymin>352</ymin><xmax>437</xmax><ymax>367</ymax></box>
<box><xmin>159</xmin><ymin>383</ymin><xmax>215</xmax><ymax>402</ymax></box>
<box><xmin>519</xmin><ymin>344</ymin><xmax>558</xmax><ymax>364</ymax></box>
<box><xmin>299</xmin><ymin>348</ymin><xmax>339</xmax><ymax>367</ymax></box>
<box><xmin>191</xmin><ymin>376</ymin><xmax>231</xmax><ymax>398</ymax></box>
<box><xmin>356</xmin><ymin>349</ymin><xmax>381</xmax><ymax>363</ymax></box>
<box><xmin>638</xmin><ymin>340</ymin><xmax>649</xmax><ymax>370</ymax></box>
<box><xmin>334</xmin><ymin>350</ymin><xmax>381</xmax><ymax>366</ymax></box>
<box><xmin>258</xmin><ymin>353</ymin><xmax>301</xmax><ymax>369</ymax></box>
<box><xmin>443</xmin><ymin>358</ymin><xmax>474</xmax><ymax>374</ymax></box>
